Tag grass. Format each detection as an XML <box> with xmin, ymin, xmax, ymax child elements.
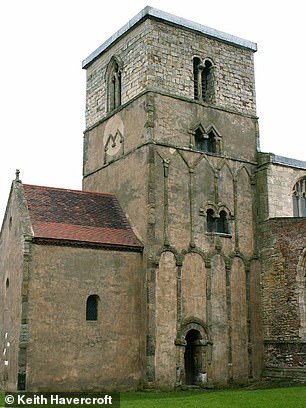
<box><xmin>120</xmin><ymin>386</ymin><xmax>306</xmax><ymax>408</ymax></box>
<box><xmin>1</xmin><ymin>385</ymin><xmax>305</xmax><ymax>408</ymax></box>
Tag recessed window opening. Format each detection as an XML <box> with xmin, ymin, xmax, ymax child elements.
<box><xmin>106</xmin><ymin>57</ymin><xmax>122</xmax><ymax>112</ymax></box>
<box><xmin>194</xmin><ymin>128</ymin><xmax>218</xmax><ymax>154</ymax></box>
<box><xmin>216</xmin><ymin>210</ymin><xmax>229</xmax><ymax>234</ymax></box>
<box><xmin>202</xmin><ymin>60</ymin><xmax>213</xmax><ymax>102</ymax></box>
<box><xmin>112</xmin><ymin>62</ymin><xmax>121</xmax><ymax>109</ymax></box>
<box><xmin>193</xmin><ymin>57</ymin><xmax>214</xmax><ymax>103</ymax></box>
<box><xmin>86</xmin><ymin>295</ymin><xmax>99</xmax><ymax>321</ymax></box>
<box><xmin>206</xmin><ymin>209</ymin><xmax>215</xmax><ymax>232</ymax></box>
<box><xmin>206</xmin><ymin>131</ymin><xmax>216</xmax><ymax>153</ymax></box>
<box><xmin>193</xmin><ymin>57</ymin><xmax>201</xmax><ymax>100</ymax></box>
<box><xmin>194</xmin><ymin>128</ymin><xmax>206</xmax><ymax>151</ymax></box>
<box><xmin>206</xmin><ymin>209</ymin><xmax>229</xmax><ymax>234</ymax></box>
<box><xmin>5</xmin><ymin>278</ymin><xmax>9</xmax><ymax>290</ymax></box>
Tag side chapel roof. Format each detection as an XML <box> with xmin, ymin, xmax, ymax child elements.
<box><xmin>22</xmin><ymin>184</ymin><xmax>143</xmax><ymax>251</ymax></box>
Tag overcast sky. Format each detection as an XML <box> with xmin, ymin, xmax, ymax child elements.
<box><xmin>0</xmin><ymin>0</ymin><xmax>305</xmax><ymax>222</ymax></box>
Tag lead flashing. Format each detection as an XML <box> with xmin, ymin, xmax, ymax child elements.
<box><xmin>272</xmin><ymin>154</ymin><xmax>306</xmax><ymax>170</ymax></box>
<box><xmin>82</xmin><ymin>6</ymin><xmax>257</xmax><ymax>69</ymax></box>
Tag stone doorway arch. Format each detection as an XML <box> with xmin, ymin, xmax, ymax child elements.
<box><xmin>175</xmin><ymin>318</ymin><xmax>212</xmax><ymax>386</ymax></box>
<box><xmin>184</xmin><ymin>329</ymin><xmax>203</xmax><ymax>384</ymax></box>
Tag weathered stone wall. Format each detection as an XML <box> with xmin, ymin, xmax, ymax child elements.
<box><xmin>26</xmin><ymin>244</ymin><xmax>145</xmax><ymax>391</ymax></box>
<box><xmin>152</xmin><ymin>93</ymin><xmax>258</xmax><ymax>162</ymax></box>
<box><xmin>84</xmin><ymin>17</ymin><xmax>256</xmax><ymax>129</ymax></box>
<box><xmin>84</xmin><ymin>21</ymin><xmax>149</xmax><ymax>128</ymax></box>
<box><xmin>152</xmin><ymin>144</ymin><xmax>257</xmax><ymax>255</ymax></box>
<box><xmin>151</xmin><ymin>145</ymin><xmax>260</xmax><ymax>385</ymax></box>
<box><xmin>0</xmin><ymin>185</ymin><xmax>22</xmax><ymax>391</ymax></box>
<box><xmin>0</xmin><ymin>181</ymin><xmax>32</xmax><ymax>391</ymax></box>
<box><xmin>83</xmin><ymin>77</ymin><xmax>260</xmax><ymax>388</ymax></box>
<box><xmin>155</xmin><ymin>252</ymin><xmax>177</xmax><ymax>388</ymax></box>
<box><xmin>83</xmin><ymin>91</ymin><xmax>258</xmax><ymax>245</ymax></box>
<box><xmin>83</xmin><ymin>147</ymin><xmax>149</xmax><ymax>244</ymax></box>
<box><xmin>144</xmin><ymin>19</ymin><xmax>256</xmax><ymax>115</ymax></box>
<box><xmin>83</xmin><ymin>95</ymin><xmax>149</xmax><ymax>177</ymax></box>
<box><xmin>259</xmin><ymin>217</ymin><xmax>306</xmax><ymax>372</ymax></box>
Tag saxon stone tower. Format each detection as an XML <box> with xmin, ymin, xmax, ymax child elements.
<box><xmin>81</xmin><ymin>7</ymin><xmax>262</xmax><ymax>387</ymax></box>
<box><xmin>1</xmin><ymin>7</ymin><xmax>305</xmax><ymax>392</ymax></box>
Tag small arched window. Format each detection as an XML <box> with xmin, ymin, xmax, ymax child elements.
<box><xmin>206</xmin><ymin>209</ymin><xmax>215</xmax><ymax>232</ymax></box>
<box><xmin>193</xmin><ymin>57</ymin><xmax>214</xmax><ymax>103</ymax></box>
<box><xmin>106</xmin><ymin>57</ymin><xmax>122</xmax><ymax>112</ymax></box>
<box><xmin>216</xmin><ymin>210</ymin><xmax>229</xmax><ymax>234</ymax></box>
<box><xmin>293</xmin><ymin>177</ymin><xmax>306</xmax><ymax>217</ymax></box>
<box><xmin>193</xmin><ymin>57</ymin><xmax>201</xmax><ymax>101</ymax></box>
<box><xmin>86</xmin><ymin>295</ymin><xmax>99</xmax><ymax>321</ymax></box>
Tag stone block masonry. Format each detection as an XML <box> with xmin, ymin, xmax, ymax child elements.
<box><xmin>84</xmin><ymin>15</ymin><xmax>256</xmax><ymax>130</ymax></box>
<box><xmin>259</xmin><ymin>217</ymin><xmax>306</xmax><ymax>375</ymax></box>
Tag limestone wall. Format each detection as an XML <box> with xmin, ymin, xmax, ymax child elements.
<box><xmin>25</xmin><ymin>244</ymin><xmax>145</xmax><ymax>391</ymax></box>
<box><xmin>0</xmin><ymin>182</ymin><xmax>32</xmax><ymax>391</ymax></box>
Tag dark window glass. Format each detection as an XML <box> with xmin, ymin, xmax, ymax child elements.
<box><xmin>86</xmin><ymin>295</ymin><xmax>99</xmax><ymax>321</ymax></box>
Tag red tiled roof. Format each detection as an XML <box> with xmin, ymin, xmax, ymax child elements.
<box><xmin>23</xmin><ymin>184</ymin><xmax>142</xmax><ymax>250</ymax></box>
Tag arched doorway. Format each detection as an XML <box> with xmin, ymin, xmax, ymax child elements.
<box><xmin>184</xmin><ymin>329</ymin><xmax>203</xmax><ymax>385</ymax></box>
<box><xmin>176</xmin><ymin>318</ymin><xmax>212</xmax><ymax>386</ymax></box>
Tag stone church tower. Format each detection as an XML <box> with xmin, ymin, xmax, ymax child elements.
<box><xmin>82</xmin><ymin>7</ymin><xmax>262</xmax><ymax>386</ymax></box>
<box><xmin>1</xmin><ymin>7</ymin><xmax>305</xmax><ymax>392</ymax></box>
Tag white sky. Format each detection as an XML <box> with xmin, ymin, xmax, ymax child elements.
<box><xmin>0</xmin><ymin>0</ymin><xmax>305</xmax><ymax>222</ymax></box>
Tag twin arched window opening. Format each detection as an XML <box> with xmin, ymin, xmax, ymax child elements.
<box><xmin>193</xmin><ymin>57</ymin><xmax>214</xmax><ymax>103</ymax></box>
<box><xmin>192</xmin><ymin>124</ymin><xmax>221</xmax><ymax>155</ymax></box>
<box><xmin>86</xmin><ymin>295</ymin><xmax>100</xmax><ymax>321</ymax></box>
<box><xmin>195</xmin><ymin>128</ymin><xmax>219</xmax><ymax>154</ymax></box>
<box><xmin>206</xmin><ymin>209</ymin><xmax>229</xmax><ymax>234</ymax></box>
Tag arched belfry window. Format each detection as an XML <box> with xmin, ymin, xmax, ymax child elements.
<box><xmin>86</xmin><ymin>295</ymin><xmax>100</xmax><ymax>321</ymax></box>
<box><xmin>293</xmin><ymin>177</ymin><xmax>306</xmax><ymax>217</ymax></box>
<box><xmin>106</xmin><ymin>56</ymin><xmax>123</xmax><ymax>112</ymax></box>
<box><xmin>193</xmin><ymin>57</ymin><xmax>214</xmax><ymax>103</ymax></box>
